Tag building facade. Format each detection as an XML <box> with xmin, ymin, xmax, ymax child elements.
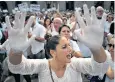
<box><xmin>0</xmin><ymin>1</ymin><xmax>113</xmax><ymax>13</ymax></box>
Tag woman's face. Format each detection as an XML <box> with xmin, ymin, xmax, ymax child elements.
<box><xmin>60</xmin><ymin>26</ymin><xmax>71</xmax><ymax>39</ymax></box>
<box><xmin>45</xmin><ymin>19</ymin><xmax>51</xmax><ymax>26</ymax></box>
<box><xmin>54</xmin><ymin>36</ymin><xmax>72</xmax><ymax>63</ymax></box>
<box><xmin>107</xmin><ymin>15</ymin><xmax>113</xmax><ymax>22</ymax></box>
<box><xmin>108</xmin><ymin>38</ymin><xmax>114</xmax><ymax>57</ymax></box>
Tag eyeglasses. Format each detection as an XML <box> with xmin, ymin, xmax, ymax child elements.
<box><xmin>108</xmin><ymin>44</ymin><xmax>114</xmax><ymax>48</ymax></box>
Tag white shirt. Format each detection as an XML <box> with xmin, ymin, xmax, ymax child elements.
<box><xmin>51</xmin><ymin>26</ymin><xmax>59</xmax><ymax>36</ymax></box>
<box><xmin>70</xmin><ymin>40</ymin><xmax>80</xmax><ymax>52</ymax></box>
<box><xmin>31</xmin><ymin>23</ymin><xmax>46</xmax><ymax>54</ymax></box>
<box><xmin>8</xmin><ymin>51</ymin><xmax>110</xmax><ymax>82</ymax></box>
<box><xmin>104</xmin><ymin>21</ymin><xmax>111</xmax><ymax>33</ymax></box>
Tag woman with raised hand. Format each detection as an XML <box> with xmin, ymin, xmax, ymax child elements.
<box><xmin>7</xmin><ymin>4</ymin><xmax>109</xmax><ymax>82</ymax></box>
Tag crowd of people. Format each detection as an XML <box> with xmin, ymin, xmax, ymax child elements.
<box><xmin>0</xmin><ymin>4</ymin><xmax>114</xmax><ymax>82</ymax></box>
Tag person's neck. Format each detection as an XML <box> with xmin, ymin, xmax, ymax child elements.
<box><xmin>50</xmin><ymin>59</ymin><xmax>66</xmax><ymax>71</ymax></box>
<box><xmin>108</xmin><ymin>21</ymin><xmax>111</xmax><ymax>23</ymax></box>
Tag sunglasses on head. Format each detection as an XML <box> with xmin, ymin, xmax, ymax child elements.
<box><xmin>108</xmin><ymin>44</ymin><xmax>114</xmax><ymax>48</ymax></box>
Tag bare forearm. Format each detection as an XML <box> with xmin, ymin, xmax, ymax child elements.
<box><xmin>9</xmin><ymin>50</ymin><xmax>22</xmax><ymax>65</ymax></box>
<box><xmin>35</xmin><ymin>37</ymin><xmax>45</xmax><ymax>42</ymax></box>
<box><xmin>106</xmin><ymin>67</ymin><xmax>114</xmax><ymax>79</ymax></box>
<box><xmin>92</xmin><ymin>47</ymin><xmax>107</xmax><ymax>63</ymax></box>
<box><xmin>71</xmin><ymin>22</ymin><xmax>76</xmax><ymax>33</ymax></box>
<box><xmin>72</xmin><ymin>51</ymin><xmax>83</xmax><ymax>58</ymax></box>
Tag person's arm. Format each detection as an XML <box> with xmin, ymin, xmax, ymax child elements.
<box><xmin>5</xmin><ymin>12</ymin><xmax>35</xmax><ymax>66</ymax></box>
<box><xmin>71</xmin><ymin>40</ymin><xmax>82</xmax><ymax>58</ymax></box>
<box><xmin>71</xmin><ymin>49</ymin><xmax>109</xmax><ymax>75</ymax></box>
<box><xmin>70</xmin><ymin>4</ymin><xmax>110</xmax><ymax>76</ymax></box>
<box><xmin>35</xmin><ymin>37</ymin><xmax>45</xmax><ymax>42</ymax></box>
<box><xmin>56</xmin><ymin>10</ymin><xmax>63</xmax><ymax>19</ymax></box>
<box><xmin>8</xmin><ymin>50</ymin><xmax>47</xmax><ymax>75</ymax></box>
<box><xmin>0</xmin><ymin>39</ymin><xmax>9</xmax><ymax>50</ymax></box>
<box><xmin>91</xmin><ymin>47</ymin><xmax>107</xmax><ymax>63</ymax></box>
<box><xmin>107</xmin><ymin>33</ymin><xmax>113</xmax><ymax>42</ymax></box>
<box><xmin>71</xmin><ymin>22</ymin><xmax>77</xmax><ymax>33</ymax></box>
<box><xmin>9</xmin><ymin>50</ymin><xmax>22</xmax><ymax>65</ymax></box>
<box><xmin>106</xmin><ymin>66</ymin><xmax>114</xmax><ymax>79</ymax></box>
<box><xmin>28</xmin><ymin>32</ymin><xmax>45</xmax><ymax>42</ymax></box>
<box><xmin>72</xmin><ymin>50</ymin><xmax>82</xmax><ymax>58</ymax></box>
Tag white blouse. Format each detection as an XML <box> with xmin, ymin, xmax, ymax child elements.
<box><xmin>8</xmin><ymin>52</ymin><xmax>110</xmax><ymax>82</ymax></box>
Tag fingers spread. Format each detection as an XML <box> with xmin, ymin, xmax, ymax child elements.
<box><xmin>20</xmin><ymin>12</ymin><xmax>26</xmax><ymax>28</ymax></box>
<box><xmin>24</xmin><ymin>16</ymin><xmax>35</xmax><ymax>33</ymax></box>
<box><xmin>83</xmin><ymin>4</ymin><xmax>91</xmax><ymax>26</ymax></box>
<box><xmin>91</xmin><ymin>6</ymin><xmax>97</xmax><ymax>24</ymax></box>
<box><xmin>75</xmin><ymin>8</ymin><xmax>86</xmax><ymax>29</ymax></box>
<box><xmin>5</xmin><ymin>16</ymin><xmax>12</xmax><ymax>31</ymax></box>
<box><xmin>101</xmin><ymin>13</ymin><xmax>107</xmax><ymax>28</ymax></box>
<box><xmin>14</xmin><ymin>11</ymin><xmax>20</xmax><ymax>29</ymax></box>
<box><xmin>75</xmin><ymin>31</ymin><xmax>84</xmax><ymax>43</ymax></box>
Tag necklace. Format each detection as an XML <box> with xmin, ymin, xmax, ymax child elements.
<box><xmin>49</xmin><ymin>60</ymin><xmax>55</xmax><ymax>82</ymax></box>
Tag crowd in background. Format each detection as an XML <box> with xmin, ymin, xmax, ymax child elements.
<box><xmin>0</xmin><ymin>5</ymin><xmax>114</xmax><ymax>82</ymax></box>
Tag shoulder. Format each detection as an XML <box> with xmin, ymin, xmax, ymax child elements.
<box><xmin>70</xmin><ymin>40</ymin><xmax>77</xmax><ymax>46</ymax></box>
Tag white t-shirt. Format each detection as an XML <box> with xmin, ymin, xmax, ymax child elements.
<box><xmin>8</xmin><ymin>51</ymin><xmax>110</xmax><ymax>82</ymax></box>
<box><xmin>30</xmin><ymin>23</ymin><xmax>46</xmax><ymax>54</ymax></box>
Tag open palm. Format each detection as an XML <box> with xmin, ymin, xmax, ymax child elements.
<box><xmin>5</xmin><ymin>11</ymin><xmax>35</xmax><ymax>52</ymax></box>
<box><xmin>75</xmin><ymin>4</ymin><xmax>106</xmax><ymax>51</ymax></box>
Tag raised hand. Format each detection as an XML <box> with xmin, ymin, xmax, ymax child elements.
<box><xmin>75</xmin><ymin>4</ymin><xmax>107</xmax><ymax>51</ymax></box>
<box><xmin>5</xmin><ymin>11</ymin><xmax>35</xmax><ymax>52</ymax></box>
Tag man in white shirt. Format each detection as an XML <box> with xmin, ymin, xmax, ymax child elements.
<box><xmin>96</xmin><ymin>6</ymin><xmax>104</xmax><ymax>20</ymax></box>
<box><xmin>28</xmin><ymin>17</ymin><xmax>46</xmax><ymax>59</ymax></box>
<box><xmin>51</xmin><ymin>17</ymin><xmax>63</xmax><ymax>36</ymax></box>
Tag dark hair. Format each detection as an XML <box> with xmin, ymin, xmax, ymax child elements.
<box><xmin>109</xmin><ymin>22</ymin><xmax>114</xmax><ymax>35</ymax></box>
<box><xmin>106</xmin><ymin>13</ymin><xmax>114</xmax><ymax>21</ymax></box>
<box><xmin>58</xmin><ymin>25</ymin><xmax>70</xmax><ymax>34</ymax></box>
<box><xmin>25</xmin><ymin>15</ymin><xmax>30</xmax><ymax>21</ymax></box>
<box><xmin>45</xmin><ymin>35</ymin><xmax>61</xmax><ymax>56</ymax></box>
<box><xmin>1</xmin><ymin>16</ymin><xmax>5</xmax><ymax>23</ymax></box>
<box><xmin>70</xmin><ymin>13</ymin><xmax>75</xmax><ymax>18</ymax></box>
<box><xmin>43</xmin><ymin>17</ymin><xmax>51</xmax><ymax>28</ymax></box>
